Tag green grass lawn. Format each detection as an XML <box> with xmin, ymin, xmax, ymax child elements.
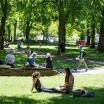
<box><xmin>1</xmin><ymin>42</ymin><xmax>104</xmax><ymax>68</ymax></box>
<box><xmin>0</xmin><ymin>74</ymin><xmax>104</xmax><ymax>104</ymax></box>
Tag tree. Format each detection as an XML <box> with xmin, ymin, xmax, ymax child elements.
<box><xmin>0</xmin><ymin>0</ymin><xmax>8</xmax><ymax>49</ymax></box>
<box><xmin>57</xmin><ymin>0</ymin><xmax>66</xmax><ymax>54</ymax></box>
<box><xmin>98</xmin><ymin>6</ymin><xmax>104</xmax><ymax>52</ymax></box>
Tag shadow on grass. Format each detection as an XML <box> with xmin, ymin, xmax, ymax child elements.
<box><xmin>0</xmin><ymin>96</ymin><xmax>38</xmax><ymax>104</ymax></box>
<box><xmin>0</xmin><ymin>87</ymin><xmax>104</xmax><ymax>104</ymax></box>
<box><xmin>47</xmin><ymin>87</ymin><xmax>104</xmax><ymax>104</ymax></box>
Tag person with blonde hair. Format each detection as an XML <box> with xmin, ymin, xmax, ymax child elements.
<box><xmin>31</xmin><ymin>68</ymin><xmax>74</xmax><ymax>94</ymax></box>
<box><xmin>31</xmin><ymin>71</ymin><xmax>54</xmax><ymax>92</ymax></box>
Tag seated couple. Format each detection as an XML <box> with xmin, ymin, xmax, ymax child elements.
<box><xmin>31</xmin><ymin>68</ymin><xmax>74</xmax><ymax>94</ymax></box>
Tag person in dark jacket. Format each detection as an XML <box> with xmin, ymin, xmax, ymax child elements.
<box><xmin>46</xmin><ymin>53</ymin><xmax>53</xmax><ymax>69</ymax></box>
<box><xmin>60</xmin><ymin>41</ymin><xmax>65</xmax><ymax>56</ymax></box>
<box><xmin>0</xmin><ymin>59</ymin><xmax>3</xmax><ymax>65</ymax></box>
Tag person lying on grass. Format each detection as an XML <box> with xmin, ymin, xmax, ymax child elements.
<box><xmin>31</xmin><ymin>68</ymin><xmax>74</xmax><ymax>94</ymax></box>
<box><xmin>31</xmin><ymin>71</ymin><xmax>54</xmax><ymax>93</ymax></box>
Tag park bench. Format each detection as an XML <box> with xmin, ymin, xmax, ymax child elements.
<box><xmin>0</xmin><ymin>66</ymin><xmax>60</xmax><ymax>76</ymax></box>
<box><xmin>0</xmin><ymin>65</ymin><xmax>11</xmax><ymax>69</ymax></box>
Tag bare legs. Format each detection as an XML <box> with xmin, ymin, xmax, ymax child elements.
<box><xmin>77</xmin><ymin>58</ymin><xmax>88</xmax><ymax>71</ymax></box>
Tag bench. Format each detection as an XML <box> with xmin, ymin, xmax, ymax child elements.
<box><xmin>0</xmin><ymin>65</ymin><xmax>11</xmax><ymax>69</ymax></box>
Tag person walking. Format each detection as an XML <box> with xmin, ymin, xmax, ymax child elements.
<box><xmin>77</xmin><ymin>45</ymin><xmax>88</xmax><ymax>71</ymax></box>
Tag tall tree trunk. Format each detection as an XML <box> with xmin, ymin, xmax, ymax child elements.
<box><xmin>90</xmin><ymin>21</ymin><xmax>95</xmax><ymax>48</ymax></box>
<box><xmin>0</xmin><ymin>0</ymin><xmax>7</xmax><ymax>49</ymax></box>
<box><xmin>86</xmin><ymin>25</ymin><xmax>90</xmax><ymax>46</ymax></box>
<box><xmin>25</xmin><ymin>20</ymin><xmax>31</xmax><ymax>42</ymax></box>
<box><xmin>43</xmin><ymin>31</ymin><xmax>46</xmax><ymax>40</ymax></box>
<box><xmin>42</xmin><ymin>0</ymin><xmax>47</xmax><ymax>42</ymax></box>
<box><xmin>0</xmin><ymin>17</ymin><xmax>6</xmax><ymax>49</ymax></box>
<box><xmin>98</xmin><ymin>7</ymin><xmax>104</xmax><ymax>52</ymax></box>
<box><xmin>58</xmin><ymin>0</ymin><xmax>66</xmax><ymax>54</ymax></box>
<box><xmin>13</xmin><ymin>20</ymin><xmax>17</xmax><ymax>42</ymax></box>
<box><xmin>0</xmin><ymin>25</ymin><xmax>4</xmax><ymax>50</ymax></box>
<box><xmin>7</xmin><ymin>24</ymin><xmax>11</xmax><ymax>41</ymax></box>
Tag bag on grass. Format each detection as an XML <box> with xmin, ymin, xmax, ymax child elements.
<box><xmin>73</xmin><ymin>89</ymin><xmax>96</xmax><ymax>97</ymax></box>
<box><xmin>73</xmin><ymin>89</ymin><xmax>85</xmax><ymax>97</ymax></box>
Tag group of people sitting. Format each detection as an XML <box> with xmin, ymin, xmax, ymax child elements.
<box><xmin>25</xmin><ymin>46</ymin><xmax>53</xmax><ymax>68</ymax></box>
<box><xmin>0</xmin><ymin>46</ymin><xmax>53</xmax><ymax>68</ymax></box>
<box><xmin>31</xmin><ymin>68</ymin><xmax>74</xmax><ymax>94</ymax></box>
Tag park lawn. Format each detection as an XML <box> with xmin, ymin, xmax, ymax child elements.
<box><xmin>1</xmin><ymin>42</ymin><xmax>104</xmax><ymax>68</ymax></box>
<box><xmin>0</xmin><ymin>74</ymin><xmax>104</xmax><ymax>104</ymax></box>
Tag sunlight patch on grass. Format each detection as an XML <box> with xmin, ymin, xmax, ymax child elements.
<box><xmin>0</xmin><ymin>74</ymin><xmax>104</xmax><ymax>104</ymax></box>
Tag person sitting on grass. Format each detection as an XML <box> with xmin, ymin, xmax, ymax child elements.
<box><xmin>52</xmin><ymin>68</ymin><xmax>74</xmax><ymax>94</ymax></box>
<box><xmin>46</xmin><ymin>53</ymin><xmax>53</xmax><ymax>69</ymax></box>
<box><xmin>31</xmin><ymin>71</ymin><xmax>54</xmax><ymax>93</ymax></box>
<box><xmin>25</xmin><ymin>50</ymin><xmax>37</xmax><ymax>67</ymax></box>
<box><xmin>5</xmin><ymin>49</ymin><xmax>15</xmax><ymax>68</ymax></box>
<box><xmin>31</xmin><ymin>68</ymin><xmax>74</xmax><ymax>94</ymax></box>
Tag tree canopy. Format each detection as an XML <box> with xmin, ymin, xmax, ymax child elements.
<box><xmin>0</xmin><ymin>0</ymin><xmax>104</xmax><ymax>53</ymax></box>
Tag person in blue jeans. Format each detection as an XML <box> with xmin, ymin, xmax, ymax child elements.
<box><xmin>26</xmin><ymin>50</ymin><xmax>37</xmax><ymax>67</ymax></box>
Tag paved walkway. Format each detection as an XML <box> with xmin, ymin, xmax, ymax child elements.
<box><xmin>72</xmin><ymin>68</ymin><xmax>104</xmax><ymax>75</ymax></box>
<box><xmin>56</xmin><ymin>67</ymin><xmax>104</xmax><ymax>75</ymax></box>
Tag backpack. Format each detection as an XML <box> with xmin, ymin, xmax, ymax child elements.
<box><xmin>83</xmin><ymin>51</ymin><xmax>86</xmax><ymax>57</ymax></box>
<box><xmin>73</xmin><ymin>89</ymin><xmax>85</xmax><ymax>97</ymax></box>
<box><xmin>73</xmin><ymin>89</ymin><xmax>96</xmax><ymax>97</ymax></box>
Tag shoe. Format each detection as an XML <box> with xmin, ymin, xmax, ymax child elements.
<box><xmin>85</xmin><ymin>68</ymin><xmax>88</xmax><ymax>71</ymax></box>
<box><xmin>74</xmin><ymin>68</ymin><xmax>77</xmax><ymax>71</ymax></box>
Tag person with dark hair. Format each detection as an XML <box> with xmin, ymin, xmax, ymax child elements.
<box><xmin>31</xmin><ymin>68</ymin><xmax>74</xmax><ymax>94</ymax></box>
<box><xmin>26</xmin><ymin>50</ymin><xmax>37</xmax><ymax>67</ymax></box>
<box><xmin>60</xmin><ymin>41</ymin><xmax>65</xmax><ymax>56</ymax></box>
<box><xmin>0</xmin><ymin>59</ymin><xmax>3</xmax><ymax>65</ymax></box>
<box><xmin>53</xmin><ymin>68</ymin><xmax>74</xmax><ymax>93</ymax></box>
<box><xmin>17</xmin><ymin>40</ymin><xmax>21</xmax><ymax>50</ymax></box>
